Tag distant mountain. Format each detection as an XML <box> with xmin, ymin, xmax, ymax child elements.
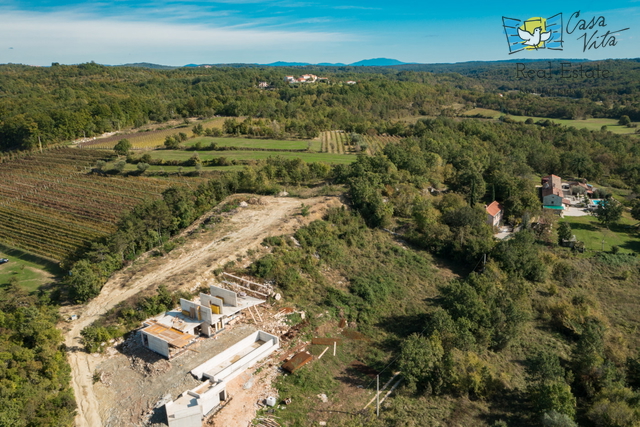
<box><xmin>117</xmin><ymin>62</ymin><xmax>177</xmax><ymax>70</ymax></box>
<box><xmin>178</xmin><ymin>59</ymin><xmax>406</xmax><ymax>68</ymax></box>
<box><xmin>265</xmin><ymin>61</ymin><xmax>311</xmax><ymax>67</ymax></box>
<box><xmin>263</xmin><ymin>58</ymin><xmax>405</xmax><ymax>67</ymax></box>
<box><xmin>350</xmin><ymin>58</ymin><xmax>407</xmax><ymax>66</ymax></box>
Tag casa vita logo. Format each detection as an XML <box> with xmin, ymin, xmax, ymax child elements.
<box><xmin>503</xmin><ymin>11</ymin><xmax>630</xmax><ymax>55</ymax></box>
<box><xmin>502</xmin><ymin>14</ymin><xmax>564</xmax><ymax>54</ymax></box>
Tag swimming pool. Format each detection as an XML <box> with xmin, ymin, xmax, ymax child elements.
<box><xmin>592</xmin><ymin>199</ymin><xmax>604</xmax><ymax>206</ymax></box>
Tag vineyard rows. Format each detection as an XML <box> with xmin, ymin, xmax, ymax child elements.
<box><xmin>319</xmin><ymin>131</ymin><xmax>401</xmax><ymax>155</ymax></box>
<box><xmin>0</xmin><ymin>148</ymin><xmax>197</xmax><ymax>261</ymax></box>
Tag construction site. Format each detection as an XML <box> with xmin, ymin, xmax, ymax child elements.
<box><xmin>89</xmin><ymin>270</ymin><xmax>297</xmax><ymax>427</ymax></box>
<box><xmin>62</xmin><ymin>195</ymin><xmax>403</xmax><ymax>427</ymax></box>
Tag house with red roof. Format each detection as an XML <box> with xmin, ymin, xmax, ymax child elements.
<box><xmin>485</xmin><ymin>201</ymin><xmax>503</xmax><ymax>227</ymax></box>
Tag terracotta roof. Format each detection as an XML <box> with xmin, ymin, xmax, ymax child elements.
<box><xmin>486</xmin><ymin>201</ymin><xmax>502</xmax><ymax>217</ymax></box>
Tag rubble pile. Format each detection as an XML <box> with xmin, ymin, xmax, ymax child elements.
<box><xmin>130</xmin><ymin>356</ymin><xmax>172</xmax><ymax>377</ymax></box>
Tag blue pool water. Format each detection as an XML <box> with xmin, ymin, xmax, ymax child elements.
<box><xmin>593</xmin><ymin>199</ymin><xmax>604</xmax><ymax>206</ymax></box>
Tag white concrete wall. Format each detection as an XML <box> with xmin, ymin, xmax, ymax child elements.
<box><xmin>191</xmin><ymin>331</ymin><xmax>260</xmax><ymax>379</ymax></box>
<box><xmin>210</xmin><ymin>339</ymin><xmax>277</xmax><ymax>383</ymax></box>
<box><xmin>209</xmin><ymin>285</ymin><xmax>237</xmax><ymax>306</ymax></box>
<box><xmin>166</xmin><ymin>403</ymin><xmax>201</xmax><ymax>427</ymax></box>
<box><xmin>179</xmin><ymin>299</ymin><xmax>213</xmax><ymax>324</ymax></box>
<box><xmin>200</xmin><ymin>293</ymin><xmax>224</xmax><ymax>315</ymax></box>
<box><xmin>142</xmin><ymin>331</ymin><xmax>170</xmax><ymax>358</ymax></box>
<box><xmin>191</xmin><ymin>382</ymin><xmax>226</xmax><ymax>416</ymax></box>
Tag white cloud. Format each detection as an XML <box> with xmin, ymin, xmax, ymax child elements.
<box><xmin>0</xmin><ymin>8</ymin><xmax>355</xmax><ymax>65</ymax></box>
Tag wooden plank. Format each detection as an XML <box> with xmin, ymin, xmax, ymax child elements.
<box><xmin>363</xmin><ymin>372</ymin><xmax>401</xmax><ymax>409</ymax></box>
<box><xmin>254</xmin><ymin>306</ymin><xmax>263</xmax><ymax>322</ymax></box>
<box><xmin>223</xmin><ymin>272</ymin><xmax>269</xmax><ymax>289</ymax></box>
<box><xmin>282</xmin><ymin>351</ymin><xmax>313</xmax><ymax>373</ymax></box>
<box><xmin>311</xmin><ymin>338</ymin><xmax>343</xmax><ymax>346</ymax></box>
<box><xmin>317</xmin><ymin>346</ymin><xmax>329</xmax><ymax>359</ymax></box>
<box><xmin>222</xmin><ymin>280</ymin><xmax>268</xmax><ymax>297</ymax></box>
<box><xmin>247</xmin><ymin>306</ymin><xmax>257</xmax><ymax>323</ymax></box>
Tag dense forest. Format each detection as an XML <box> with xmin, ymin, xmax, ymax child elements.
<box><xmin>2</xmin><ymin>59</ymin><xmax>640</xmax><ymax>152</ymax></box>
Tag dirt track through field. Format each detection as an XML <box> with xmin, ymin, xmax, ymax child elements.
<box><xmin>63</xmin><ymin>195</ymin><xmax>342</xmax><ymax>427</ymax></box>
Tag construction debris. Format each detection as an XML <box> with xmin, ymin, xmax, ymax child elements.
<box><xmin>129</xmin><ymin>355</ymin><xmax>171</xmax><ymax>377</ymax></box>
<box><xmin>312</xmin><ymin>337</ymin><xmax>343</xmax><ymax>346</ymax></box>
<box><xmin>282</xmin><ymin>351</ymin><xmax>313</xmax><ymax>373</ymax></box>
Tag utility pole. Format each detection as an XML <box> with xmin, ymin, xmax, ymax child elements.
<box><xmin>376</xmin><ymin>374</ymin><xmax>380</xmax><ymax>417</ymax></box>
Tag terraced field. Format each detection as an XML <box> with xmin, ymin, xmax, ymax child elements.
<box><xmin>0</xmin><ymin>148</ymin><xmax>200</xmax><ymax>261</ymax></box>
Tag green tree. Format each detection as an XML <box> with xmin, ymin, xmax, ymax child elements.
<box><xmin>192</xmin><ymin>123</ymin><xmax>204</xmax><ymax>136</ymax></box>
<box><xmin>529</xmin><ymin>382</ymin><xmax>577</xmax><ymax>420</ymax></box>
<box><xmin>558</xmin><ymin>222</ymin><xmax>572</xmax><ymax>245</ymax></box>
<box><xmin>136</xmin><ymin>162</ymin><xmax>149</xmax><ymax>174</ymax></box>
<box><xmin>113</xmin><ymin>160</ymin><xmax>126</xmax><ymax>173</ymax></box>
<box><xmin>542</xmin><ymin>411</ymin><xmax>578</xmax><ymax>427</ymax></box>
<box><xmin>398</xmin><ymin>333</ymin><xmax>446</xmax><ymax>394</ymax></box>
<box><xmin>113</xmin><ymin>138</ymin><xmax>132</xmax><ymax>155</ymax></box>
<box><xmin>593</xmin><ymin>199</ymin><xmax>623</xmax><ymax>228</ymax></box>
<box><xmin>164</xmin><ymin>135</ymin><xmax>180</xmax><ymax>149</ymax></box>
<box><xmin>619</xmin><ymin>115</ymin><xmax>631</xmax><ymax>126</ymax></box>
<box><xmin>630</xmin><ymin>199</ymin><xmax>640</xmax><ymax>222</ymax></box>
<box><xmin>67</xmin><ymin>259</ymin><xmax>102</xmax><ymax>302</ymax></box>
<box><xmin>526</xmin><ymin>351</ymin><xmax>565</xmax><ymax>383</ymax></box>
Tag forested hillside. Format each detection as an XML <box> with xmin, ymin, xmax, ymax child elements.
<box><xmin>2</xmin><ymin>60</ymin><xmax>640</xmax><ymax>152</ymax></box>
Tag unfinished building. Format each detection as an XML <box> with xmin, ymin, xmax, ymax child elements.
<box><xmin>140</xmin><ymin>283</ymin><xmax>265</xmax><ymax>359</ymax></box>
<box><xmin>165</xmin><ymin>330</ymin><xmax>279</xmax><ymax>427</ymax></box>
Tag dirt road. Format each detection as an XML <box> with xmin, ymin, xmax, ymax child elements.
<box><xmin>63</xmin><ymin>195</ymin><xmax>342</xmax><ymax>427</ymax></box>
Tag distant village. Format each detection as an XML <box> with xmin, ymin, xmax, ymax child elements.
<box><xmin>257</xmin><ymin>75</ymin><xmax>356</xmax><ymax>88</ymax></box>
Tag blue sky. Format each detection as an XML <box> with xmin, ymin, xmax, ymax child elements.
<box><xmin>0</xmin><ymin>0</ymin><xmax>638</xmax><ymax>65</ymax></box>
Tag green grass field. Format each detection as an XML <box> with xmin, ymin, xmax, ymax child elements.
<box><xmin>462</xmin><ymin>108</ymin><xmax>639</xmax><ymax>135</ymax></box>
<box><xmin>560</xmin><ymin>213</ymin><xmax>640</xmax><ymax>253</ymax></box>
<box><xmin>122</xmin><ymin>163</ymin><xmax>244</xmax><ymax>173</ymax></box>
<box><xmin>0</xmin><ymin>243</ymin><xmax>61</xmax><ymax>292</ymax></box>
<box><xmin>184</xmin><ymin>137</ymin><xmax>313</xmax><ymax>151</ymax></box>
<box><xmin>147</xmin><ymin>149</ymin><xmax>357</xmax><ymax>164</ymax></box>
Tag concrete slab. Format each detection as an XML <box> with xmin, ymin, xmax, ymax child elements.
<box><xmin>563</xmin><ymin>206</ymin><xmax>590</xmax><ymax>217</ymax></box>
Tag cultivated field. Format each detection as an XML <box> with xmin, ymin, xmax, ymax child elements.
<box><xmin>78</xmin><ymin>117</ymin><xmax>229</xmax><ymax>150</ymax></box>
<box><xmin>145</xmin><ymin>149</ymin><xmax>356</xmax><ymax>165</ymax></box>
<box><xmin>463</xmin><ymin>108</ymin><xmax>640</xmax><ymax>135</ymax></box>
<box><xmin>319</xmin><ymin>131</ymin><xmax>401</xmax><ymax>155</ymax></box>
<box><xmin>0</xmin><ymin>148</ymin><xmax>202</xmax><ymax>261</ymax></box>
<box><xmin>184</xmin><ymin>136</ymin><xmax>311</xmax><ymax>151</ymax></box>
